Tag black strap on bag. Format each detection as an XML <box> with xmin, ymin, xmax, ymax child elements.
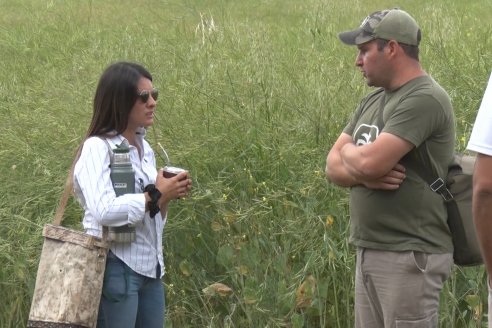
<box><xmin>414</xmin><ymin>153</ymin><xmax>482</xmax><ymax>266</ymax></box>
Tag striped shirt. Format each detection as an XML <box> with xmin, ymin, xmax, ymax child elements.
<box><xmin>73</xmin><ymin>128</ymin><xmax>165</xmax><ymax>278</ymax></box>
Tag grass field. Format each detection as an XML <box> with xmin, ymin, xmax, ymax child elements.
<box><xmin>0</xmin><ymin>0</ymin><xmax>491</xmax><ymax>327</ymax></box>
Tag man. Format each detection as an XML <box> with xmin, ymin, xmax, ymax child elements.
<box><xmin>325</xmin><ymin>9</ymin><xmax>455</xmax><ymax>327</ymax></box>
<box><xmin>466</xmin><ymin>72</ymin><xmax>492</xmax><ymax>326</ymax></box>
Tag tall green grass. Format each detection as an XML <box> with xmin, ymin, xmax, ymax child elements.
<box><xmin>0</xmin><ymin>0</ymin><xmax>490</xmax><ymax>327</ymax></box>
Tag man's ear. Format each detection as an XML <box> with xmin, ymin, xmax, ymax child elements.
<box><xmin>385</xmin><ymin>40</ymin><xmax>400</xmax><ymax>57</ymax></box>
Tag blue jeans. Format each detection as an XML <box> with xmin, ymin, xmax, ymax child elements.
<box><xmin>97</xmin><ymin>251</ymin><xmax>165</xmax><ymax>328</ymax></box>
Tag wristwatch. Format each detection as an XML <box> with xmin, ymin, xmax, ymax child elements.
<box><xmin>144</xmin><ymin>184</ymin><xmax>162</xmax><ymax>218</ymax></box>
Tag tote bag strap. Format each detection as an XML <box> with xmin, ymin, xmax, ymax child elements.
<box><xmin>53</xmin><ymin>149</ymin><xmax>80</xmax><ymax>226</ymax></box>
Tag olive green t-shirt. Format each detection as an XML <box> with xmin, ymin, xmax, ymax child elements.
<box><xmin>343</xmin><ymin>75</ymin><xmax>455</xmax><ymax>253</ymax></box>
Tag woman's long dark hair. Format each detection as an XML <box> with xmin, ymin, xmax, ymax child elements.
<box><xmin>86</xmin><ymin>61</ymin><xmax>153</xmax><ymax>137</ymax></box>
<box><xmin>69</xmin><ymin>62</ymin><xmax>153</xmax><ymax>182</ymax></box>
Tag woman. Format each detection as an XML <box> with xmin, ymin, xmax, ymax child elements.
<box><xmin>73</xmin><ymin>61</ymin><xmax>191</xmax><ymax>328</ymax></box>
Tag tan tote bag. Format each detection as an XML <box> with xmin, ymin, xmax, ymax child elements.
<box><xmin>28</xmin><ymin>168</ymin><xmax>108</xmax><ymax>328</ymax></box>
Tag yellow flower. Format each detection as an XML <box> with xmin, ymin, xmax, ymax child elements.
<box><xmin>326</xmin><ymin>215</ymin><xmax>334</xmax><ymax>226</ymax></box>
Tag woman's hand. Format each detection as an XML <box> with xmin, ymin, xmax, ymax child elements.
<box><xmin>154</xmin><ymin>170</ymin><xmax>192</xmax><ymax>206</ymax></box>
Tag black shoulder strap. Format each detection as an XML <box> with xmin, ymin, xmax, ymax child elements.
<box><xmin>412</xmin><ymin>149</ymin><xmax>454</xmax><ymax>201</ymax></box>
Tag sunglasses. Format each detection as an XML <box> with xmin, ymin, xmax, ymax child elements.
<box><xmin>137</xmin><ymin>88</ymin><xmax>159</xmax><ymax>103</ymax></box>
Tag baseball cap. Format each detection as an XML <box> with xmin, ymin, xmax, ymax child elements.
<box><xmin>338</xmin><ymin>9</ymin><xmax>421</xmax><ymax>46</ymax></box>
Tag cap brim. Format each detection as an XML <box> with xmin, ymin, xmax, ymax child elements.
<box><xmin>338</xmin><ymin>28</ymin><xmax>375</xmax><ymax>45</ymax></box>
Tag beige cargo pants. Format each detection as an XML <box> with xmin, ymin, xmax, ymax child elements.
<box><xmin>354</xmin><ymin>247</ymin><xmax>453</xmax><ymax>328</ymax></box>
